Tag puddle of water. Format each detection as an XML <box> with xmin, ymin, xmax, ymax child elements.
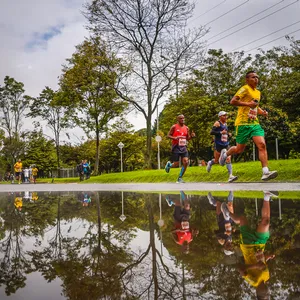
<box><xmin>0</xmin><ymin>191</ymin><xmax>300</xmax><ymax>299</ymax></box>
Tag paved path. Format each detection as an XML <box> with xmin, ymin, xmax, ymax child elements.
<box><xmin>1</xmin><ymin>182</ymin><xmax>300</xmax><ymax>192</ymax></box>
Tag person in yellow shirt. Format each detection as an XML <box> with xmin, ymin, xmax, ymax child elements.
<box><xmin>14</xmin><ymin>159</ymin><xmax>23</xmax><ymax>184</ymax></box>
<box><xmin>14</xmin><ymin>195</ymin><xmax>23</xmax><ymax>211</ymax></box>
<box><xmin>222</xmin><ymin>191</ymin><xmax>277</xmax><ymax>299</ymax></box>
<box><xmin>31</xmin><ymin>165</ymin><xmax>38</xmax><ymax>184</ymax></box>
<box><xmin>219</xmin><ymin>71</ymin><xmax>277</xmax><ymax>181</ymax></box>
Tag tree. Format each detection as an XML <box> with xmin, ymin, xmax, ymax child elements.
<box><xmin>84</xmin><ymin>0</ymin><xmax>207</xmax><ymax>168</ymax></box>
<box><xmin>60</xmin><ymin>37</ymin><xmax>127</xmax><ymax>174</ymax></box>
<box><xmin>27</xmin><ymin>87</ymin><xmax>69</xmax><ymax>173</ymax></box>
<box><xmin>23</xmin><ymin>130</ymin><xmax>57</xmax><ymax>176</ymax></box>
<box><xmin>0</xmin><ymin>76</ymin><xmax>30</xmax><ymax>169</ymax></box>
<box><xmin>0</xmin><ymin>76</ymin><xmax>30</xmax><ymax>140</ymax></box>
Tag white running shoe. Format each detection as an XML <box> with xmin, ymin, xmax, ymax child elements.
<box><xmin>228</xmin><ymin>175</ymin><xmax>238</xmax><ymax>183</ymax></box>
<box><xmin>261</xmin><ymin>170</ymin><xmax>278</xmax><ymax>181</ymax></box>
<box><xmin>207</xmin><ymin>192</ymin><xmax>216</xmax><ymax>206</ymax></box>
<box><xmin>221</xmin><ymin>202</ymin><xmax>230</xmax><ymax>221</ymax></box>
<box><xmin>263</xmin><ymin>191</ymin><xmax>279</xmax><ymax>198</ymax></box>
<box><xmin>219</xmin><ymin>149</ymin><xmax>227</xmax><ymax>166</ymax></box>
<box><xmin>176</xmin><ymin>177</ymin><xmax>185</xmax><ymax>183</ymax></box>
<box><xmin>206</xmin><ymin>160</ymin><xmax>212</xmax><ymax>173</ymax></box>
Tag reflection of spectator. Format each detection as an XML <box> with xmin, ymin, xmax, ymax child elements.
<box><xmin>222</xmin><ymin>191</ymin><xmax>278</xmax><ymax>299</ymax></box>
<box><xmin>170</xmin><ymin>191</ymin><xmax>198</xmax><ymax>254</ymax></box>
<box><xmin>208</xmin><ymin>191</ymin><xmax>235</xmax><ymax>255</ymax></box>
<box><xmin>82</xmin><ymin>193</ymin><xmax>92</xmax><ymax>207</ymax></box>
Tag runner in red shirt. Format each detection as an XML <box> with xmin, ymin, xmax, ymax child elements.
<box><xmin>165</xmin><ymin>114</ymin><xmax>195</xmax><ymax>183</ymax></box>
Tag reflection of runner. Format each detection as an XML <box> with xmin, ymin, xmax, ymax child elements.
<box><xmin>219</xmin><ymin>71</ymin><xmax>277</xmax><ymax>181</ymax></box>
<box><xmin>170</xmin><ymin>191</ymin><xmax>198</xmax><ymax>254</ymax></box>
<box><xmin>208</xmin><ymin>191</ymin><xmax>235</xmax><ymax>255</ymax></box>
<box><xmin>207</xmin><ymin>111</ymin><xmax>238</xmax><ymax>183</ymax></box>
<box><xmin>14</xmin><ymin>195</ymin><xmax>23</xmax><ymax>211</ymax></box>
<box><xmin>165</xmin><ymin>114</ymin><xmax>195</xmax><ymax>183</ymax></box>
<box><xmin>222</xmin><ymin>191</ymin><xmax>277</xmax><ymax>298</ymax></box>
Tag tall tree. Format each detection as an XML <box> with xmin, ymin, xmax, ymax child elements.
<box><xmin>27</xmin><ymin>87</ymin><xmax>68</xmax><ymax>173</ymax></box>
<box><xmin>0</xmin><ymin>76</ymin><xmax>30</xmax><ymax>140</ymax></box>
<box><xmin>0</xmin><ymin>76</ymin><xmax>30</xmax><ymax>169</ymax></box>
<box><xmin>84</xmin><ymin>0</ymin><xmax>207</xmax><ymax>167</ymax></box>
<box><xmin>59</xmin><ymin>37</ymin><xmax>127</xmax><ymax>174</ymax></box>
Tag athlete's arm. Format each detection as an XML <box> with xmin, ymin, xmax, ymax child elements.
<box><xmin>186</xmin><ymin>127</ymin><xmax>195</xmax><ymax>140</ymax></box>
<box><xmin>230</xmin><ymin>96</ymin><xmax>258</xmax><ymax>109</ymax></box>
<box><xmin>258</xmin><ymin>107</ymin><xmax>268</xmax><ymax>117</ymax></box>
<box><xmin>210</xmin><ymin>121</ymin><xmax>221</xmax><ymax>136</ymax></box>
<box><xmin>167</xmin><ymin>125</ymin><xmax>177</xmax><ymax>140</ymax></box>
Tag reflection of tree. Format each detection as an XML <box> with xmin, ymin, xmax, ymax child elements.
<box><xmin>29</xmin><ymin>192</ymin><xmax>130</xmax><ymax>299</ymax></box>
<box><xmin>120</xmin><ymin>195</ymin><xmax>183</xmax><ymax>299</ymax></box>
<box><xmin>0</xmin><ymin>205</ymin><xmax>29</xmax><ymax>295</ymax></box>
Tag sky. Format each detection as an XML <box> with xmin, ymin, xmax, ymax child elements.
<box><xmin>0</xmin><ymin>0</ymin><xmax>299</xmax><ymax>142</ymax></box>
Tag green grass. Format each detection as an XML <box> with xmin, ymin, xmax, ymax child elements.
<box><xmin>48</xmin><ymin>159</ymin><xmax>299</xmax><ymax>184</ymax></box>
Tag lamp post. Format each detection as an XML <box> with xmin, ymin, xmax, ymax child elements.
<box><xmin>117</xmin><ymin>142</ymin><xmax>124</xmax><ymax>172</ymax></box>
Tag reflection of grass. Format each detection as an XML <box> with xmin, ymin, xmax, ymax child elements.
<box><xmin>44</xmin><ymin>159</ymin><xmax>299</xmax><ymax>184</ymax></box>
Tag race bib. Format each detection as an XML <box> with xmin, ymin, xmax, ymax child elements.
<box><xmin>248</xmin><ymin>108</ymin><xmax>257</xmax><ymax>120</ymax></box>
<box><xmin>181</xmin><ymin>221</ymin><xmax>190</xmax><ymax>230</ymax></box>
<box><xmin>178</xmin><ymin>138</ymin><xmax>187</xmax><ymax>146</ymax></box>
<box><xmin>221</xmin><ymin>134</ymin><xmax>228</xmax><ymax>142</ymax></box>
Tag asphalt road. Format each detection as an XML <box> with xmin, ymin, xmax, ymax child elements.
<box><xmin>1</xmin><ymin>182</ymin><xmax>300</xmax><ymax>192</ymax></box>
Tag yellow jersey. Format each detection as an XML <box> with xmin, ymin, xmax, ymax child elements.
<box><xmin>14</xmin><ymin>197</ymin><xmax>23</xmax><ymax>209</ymax></box>
<box><xmin>240</xmin><ymin>244</ymin><xmax>269</xmax><ymax>287</ymax></box>
<box><xmin>32</xmin><ymin>167</ymin><xmax>38</xmax><ymax>176</ymax></box>
<box><xmin>14</xmin><ymin>162</ymin><xmax>23</xmax><ymax>172</ymax></box>
<box><xmin>234</xmin><ymin>84</ymin><xmax>261</xmax><ymax>126</ymax></box>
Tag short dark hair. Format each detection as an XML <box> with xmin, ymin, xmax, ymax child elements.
<box><xmin>246</xmin><ymin>70</ymin><xmax>256</xmax><ymax>78</ymax></box>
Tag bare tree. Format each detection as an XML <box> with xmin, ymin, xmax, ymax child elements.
<box><xmin>84</xmin><ymin>0</ymin><xmax>207</xmax><ymax>167</ymax></box>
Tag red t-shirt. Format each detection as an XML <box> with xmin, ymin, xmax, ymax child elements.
<box><xmin>176</xmin><ymin>230</ymin><xmax>192</xmax><ymax>245</ymax></box>
<box><xmin>172</xmin><ymin>124</ymin><xmax>188</xmax><ymax>146</ymax></box>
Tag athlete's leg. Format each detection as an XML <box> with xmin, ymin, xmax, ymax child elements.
<box><xmin>178</xmin><ymin>156</ymin><xmax>188</xmax><ymax>178</ymax></box>
<box><xmin>256</xmin><ymin>198</ymin><xmax>270</xmax><ymax>233</ymax></box>
<box><xmin>252</xmin><ymin>136</ymin><xmax>268</xmax><ymax>168</ymax></box>
<box><xmin>219</xmin><ymin>144</ymin><xmax>246</xmax><ymax>166</ymax></box>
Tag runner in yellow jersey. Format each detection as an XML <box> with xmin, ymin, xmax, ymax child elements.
<box><xmin>14</xmin><ymin>159</ymin><xmax>23</xmax><ymax>184</ymax></box>
<box><xmin>31</xmin><ymin>165</ymin><xmax>38</xmax><ymax>184</ymax></box>
<box><xmin>219</xmin><ymin>71</ymin><xmax>277</xmax><ymax>181</ymax></box>
<box><xmin>221</xmin><ymin>191</ymin><xmax>277</xmax><ymax>299</ymax></box>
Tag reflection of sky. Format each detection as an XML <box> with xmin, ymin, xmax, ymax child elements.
<box><xmin>0</xmin><ymin>272</ymin><xmax>64</xmax><ymax>300</ymax></box>
<box><xmin>1</xmin><ymin>191</ymin><xmax>300</xmax><ymax>299</ymax></box>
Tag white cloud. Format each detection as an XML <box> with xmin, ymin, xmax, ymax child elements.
<box><xmin>1</xmin><ymin>0</ymin><xmax>299</xmax><ymax>142</ymax></box>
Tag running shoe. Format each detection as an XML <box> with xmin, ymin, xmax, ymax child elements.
<box><xmin>263</xmin><ymin>191</ymin><xmax>279</xmax><ymax>198</ymax></box>
<box><xmin>228</xmin><ymin>175</ymin><xmax>238</xmax><ymax>183</ymax></box>
<box><xmin>165</xmin><ymin>196</ymin><xmax>174</xmax><ymax>207</ymax></box>
<box><xmin>219</xmin><ymin>149</ymin><xmax>227</xmax><ymax>166</ymax></box>
<box><xmin>207</xmin><ymin>192</ymin><xmax>216</xmax><ymax>206</ymax></box>
<box><xmin>176</xmin><ymin>177</ymin><xmax>185</xmax><ymax>183</ymax></box>
<box><xmin>165</xmin><ymin>161</ymin><xmax>172</xmax><ymax>173</ymax></box>
<box><xmin>261</xmin><ymin>170</ymin><xmax>278</xmax><ymax>181</ymax></box>
<box><xmin>221</xmin><ymin>202</ymin><xmax>230</xmax><ymax>221</ymax></box>
<box><xmin>206</xmin><ymin>160</ymin><xmax>212</xmax><ymax>173</ymax></box>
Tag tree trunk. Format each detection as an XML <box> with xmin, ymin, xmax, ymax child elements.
<box><xmin>94</xmin><ymin>129</ymin><xmax>100</xmax><ymax>175</ymax></box>
<box><xmin>145</xmin><ymin>115</ymin><xmax>152</xmax><ymax>169</ymax></box>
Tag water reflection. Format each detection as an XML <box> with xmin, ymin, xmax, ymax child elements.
<box><xmin>0</xmin><ymin>191</ymin><xmax>300</xmax><ymax>299</ymax></box>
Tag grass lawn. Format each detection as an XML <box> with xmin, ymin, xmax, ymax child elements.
<box><xmin>48</xmin><ymin>159</ymin><xmax>300</xmax><ymax>184</ymax></box>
